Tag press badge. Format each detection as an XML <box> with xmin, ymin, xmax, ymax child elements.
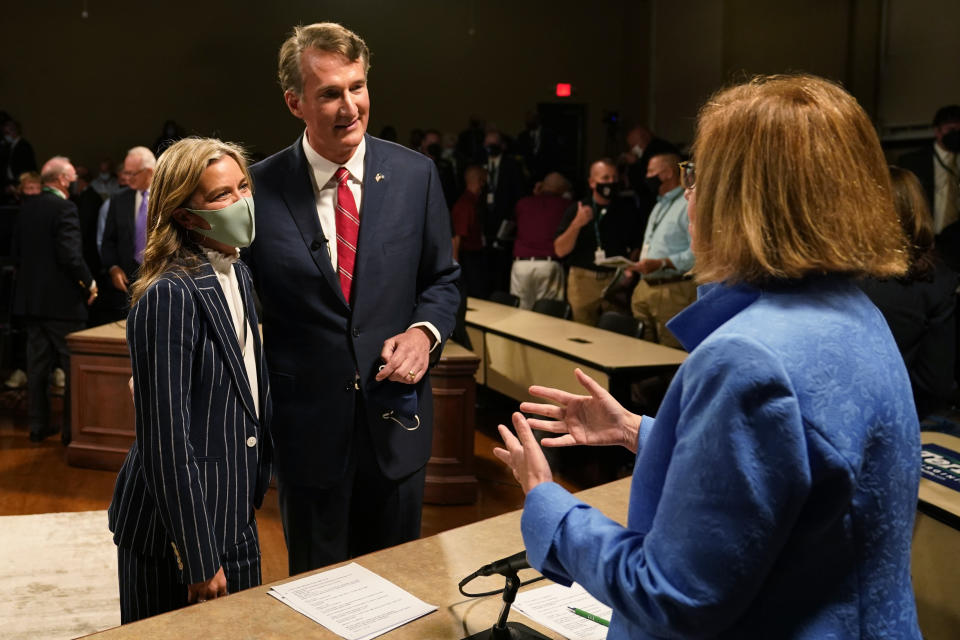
<box><xmin>487</xmin><ymin>192</ymin><xmax>495</xmax><ymax>205</ymax></box>
<box><xmin>594</xmin><ymin>248</ymin><xmax>606</xmax><ymax>263</ymax></box>
<box><xmin>640</xmin><ymin>243</ymin><xmax>650</xmax><ymax>261</ymax></box>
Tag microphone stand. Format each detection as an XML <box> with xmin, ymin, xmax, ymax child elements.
<box><xmin>462</xmin><ymin>569</ymin><xmax>551</xmax><ymax>640</ymax></box>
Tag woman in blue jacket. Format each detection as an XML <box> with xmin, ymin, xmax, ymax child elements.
<box><xmin>109</xmin><ymin>138</ymin><xmax>272</xmax><ymax>623</ymax></box>
<box><xmin>495</xmin><ymin>75</ymin><xmax>921</xmax><ymax>639</ymax></box>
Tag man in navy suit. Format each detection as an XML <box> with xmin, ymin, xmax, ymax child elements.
<box><xmin>246</xmin><ymin>22</ymin><xmax>460</xmax><ymax>575</ymax></box>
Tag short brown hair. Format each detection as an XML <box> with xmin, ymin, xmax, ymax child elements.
<box><xmin>889</xmin><ymin>166</ymin><xmax>935</xmax><ymax>280</ymax></box>
<box><xmin>691</xmin><ymin>74</ymin><xmax>907</xmax><ymax>284</ymax></box>
<box><xmin>278</xmin><ymin>22</ymin><xmax>370</xmax><ymax>96</ymax></box>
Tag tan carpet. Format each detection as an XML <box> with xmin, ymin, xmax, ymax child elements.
<box><xmin>0</xmin><ymin>510</ymin><xmax>120</xmax><ymax>639</ymax></box>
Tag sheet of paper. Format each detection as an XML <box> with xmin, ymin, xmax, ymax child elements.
<box><xmin>594</xmin><ymin>255</ymin><xmax>635</xmax><ymax>268</ymax></box>
<box><xmin>267</xmin><ymin>562</ymin><xmax>436</xmax><ymax>640</ymax></box>
<box><xmin>512</xmin><ymin>582</ymin><xmax>612</xmax><ymax>640</ymax></box>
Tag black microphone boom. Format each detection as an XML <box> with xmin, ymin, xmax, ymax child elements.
<box><xmin>476</xmin><ymin>550</ymin><xmax>529</xmax><ymax>577</ymax></box>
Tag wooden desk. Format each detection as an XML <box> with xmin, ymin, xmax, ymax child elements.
<box><xmin>65</xmin><ymin>323</ymin><xmax>481</xmax><ymax>484</ymax></box>
<box><xmin>465</xmin><ymin>297</ymin><xmax>687</xmax><ymax>402</ymax></box>
<box><xmin>66</xmin><ymin>321</ymin><xmax>134</xmax><ymax>471</ymax></box>
<box><xmin>84</xmin><ymin>477</ymin><xmax>631</xmax><ymax>639</ymax></box>
<box><xmin>425</xmin><ymin>342</ymin><xmax>481</xmax><ymax>504</ymax></box>
<box><xmin>913</xmin><ymin>431</ymin><xmax>960</xmax><ymax>640</ymax></box>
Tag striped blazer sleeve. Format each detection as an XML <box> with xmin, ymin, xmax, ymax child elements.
<box><xmin>128</xmin><ymin>276</ymin><xmax>220</xmax><ymax>584</ymax></box>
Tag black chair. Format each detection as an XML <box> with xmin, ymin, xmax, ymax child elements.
<box><xmin>489</xmin><ymin>291</ymin><xmax>520</xmax><ymax>307</ymax></box>
<box><xmin>532</xmin><ymin>298</ymin><xmax>572</xmax><ymax>320</ymax></box>
<box><xmin>597</xmin><ymin>311</ymin><xmax>644</xmax><ymax>339</ymax></box>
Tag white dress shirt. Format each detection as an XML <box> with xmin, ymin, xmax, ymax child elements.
<box><xmin>300</xmin><ymin>132</ymin><xmax>440</xmax><ymax>349</ymax></box>
<box><xmin>205</xmin><ymin>248</ymin><xmax>260</xmax><ymax>416</ymax></box>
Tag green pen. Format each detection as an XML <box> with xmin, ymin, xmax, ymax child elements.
<box><xmin>568</xmin><ymin>606</ymin><xmax>610</xmax><ymax>627</ymax></box>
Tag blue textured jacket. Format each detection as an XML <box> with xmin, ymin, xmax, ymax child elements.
<box><xmin>523</xmin><ymin>278</ymin><xmax>921</xmax><ymax>639</ymax></box>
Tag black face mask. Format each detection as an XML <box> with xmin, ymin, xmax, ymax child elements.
<box><xmin>485</xmin><ymin>144</ymin><xmax>502</xmax><ymax>157</ymax></box>
<box><xmin>942</xmin><ymin>130</ymin><xmax>960</xmax><ymax>153</ymax></box>
<box><xmin>426</xmin><ymin>143</ymin><xmax>442</xmax><ymax>159</ymax></box>
<box><xmin>644</xmin><ymin>175</ymin><xmax>662</xmax><ymax>194</ymax></box>
<box><xmin>595</xmin><ymin>181</ymin><xmax>618</xmax><ymax>200</ymax></box>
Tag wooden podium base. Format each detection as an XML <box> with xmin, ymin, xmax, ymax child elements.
<box><xmin>66</xmin><ymin>323</ymin><xmax>481</xmax><ymax>507</ymax></box>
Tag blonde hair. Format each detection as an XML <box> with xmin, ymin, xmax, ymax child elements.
<box><xmin>129</xmin><ymin>137</ymin><xmax>251</xmax><ymax>304</ymax></box>
<box><xmin>278</xmin><ymin>22</ymin><xmax>370</xmax><ymax>96</ymax></box>
<box><xmin>691</xmin><ymin>74</ymin><xmax>908</xmax><ymax>284</ymax></box>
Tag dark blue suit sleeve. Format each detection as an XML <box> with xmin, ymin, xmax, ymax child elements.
<box><xmin>54</xmin><ymin>201</ymin><xmax>93</xmax><ymax>289</ymax></box>
<box><xmin>101</xmin><ymin>197</ymin><xmax>121</xmax><ymax>273</ymax></box>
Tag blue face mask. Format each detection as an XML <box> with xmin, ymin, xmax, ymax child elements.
<box><xmin>184</xmin><ymin>196</ymin><xmax>256</xmax><ymax>248</ymax></box>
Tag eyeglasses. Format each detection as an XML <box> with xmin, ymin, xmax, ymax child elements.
<box><xmin>121</xmin><ymin>168</ymin><xmax>145</xmax><ymax>178</ymax></box>
<box><xmin>678</xmin><ymin>161</ymin><xmax>695</xmax><ymax>190</ymax></box>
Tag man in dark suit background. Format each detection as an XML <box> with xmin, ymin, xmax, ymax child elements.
<box><xmin>101</xmin><ymin>146</ymin><xmax>155</xmax><ymax>320</ymax></box>
<box><xmin>13</xmin><ymin>156</ymin><xmax>97</xmax><ymax>442</ymax></box>
<box><xmin>898</xmin><ymin>105</ymin><xmax>960</xmax><ymax>236</ymax></box>
<box><xmin>246</xmin><ymin>22</ymin><xmax>460</xmax><ymax>575</ymax></box>
<box><xmin>1</xmin><ymin>118</ymin><xmax>38</xmax><ymax>204</ymax></box>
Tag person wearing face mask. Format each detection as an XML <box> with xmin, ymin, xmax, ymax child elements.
<box><xmin>101</xmin><ymin>146</ymin><xmax>157</xmax><ymax>322</ymax></box>
<box><xmin>419</xmin><ymin>128</ymin><xmax>459</xmax><ymax>208</ymax></box>
<box><xmin>620</xmin><ymin>125</ymin><xmax>677</xmax><ymax>224</ymax></box>
<box><xmin>624</xmin><ymin>152</ymin><xmax>695</xmax><ymax>349</ymax></box>
<box><xmin>13</xmin><ymin>156</ymin><xmax>97</xmax><ymax>443</ymax></box>
<box><xmin>90</xmin><ymin>159</ymin><xmax>119</xmax><ymax>200</ymax></box>
<box><xmin>108</xmin><ymin>137</ymin><xmax>273</xmax><ymax>624</ymax></box>
<box><xmin>483</xmin><ymin>129</ymin><xmax>527</xmax><ymax>293</ymax></box>
<box><xmin>554</xmin><ymin>158</ymin><xmax>642</xmax><ymax>325</ymax></box>
<box><xmin>898</xmin><ymin>105</ymin><xmax>960</xmax><ymax>235</ymax></box>
<box><xmin>0</xmin><ymin>118</ymin><xmax>38</xmax><ymax>203</ymax></box>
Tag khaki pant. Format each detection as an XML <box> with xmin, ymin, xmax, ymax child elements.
<box><xmin>510</xmin><ymin>259</ymin><xmax>564</xmax><ymax>310</ymax></box>
<box><xmin>567</xmin><ymin>266</ymin><xmax>617</xmax><ymax>326</ymax></box>
<box><xmin>630</xmin><ymin>278</ymin><xmax>697</xmax><ymax>349</ymax></box>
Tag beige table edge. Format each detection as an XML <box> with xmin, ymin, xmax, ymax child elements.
<box><xmin>84</xmin><ymin>478</ymin><xmax>632</xmax><ymax>639</ymax></box>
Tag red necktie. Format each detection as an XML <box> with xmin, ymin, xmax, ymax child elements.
<box><xmin>335</xmin><ymin>167</ymin><xmax>360</xmax><ymax>304</ymax></box>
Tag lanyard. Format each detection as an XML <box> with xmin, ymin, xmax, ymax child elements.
<box><xmin>42</xmin><ymin>186</ymin><xmax>65</xmax><ymax>199</ymax></box>
<box><xmin>591</xmin><ymin>200</ymin><xmax>608</xmax><ymax>250</ymax></box>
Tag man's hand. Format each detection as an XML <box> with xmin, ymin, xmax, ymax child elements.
<box><xmin>109</xmin><ymin>265</ymin><xmax>129</xmax><ymax>292</ymax></box>
<box><xmin>493</xmin><ymin>412</ymin><xmax>554</xmax><ymax>494</ymax></box>
<box><xmin>376</xmin><ymin>327</ymin><xmax>432</xmax><ymax>384</ymax></box>
<box><xmin>187</xmin><ymin>567</ymin><xmax>227</xmax><ymax>604</ymax></box>
<box><xmin>628</xmin><ymin>257</ymin><xmax>673</xmax><ymax>275</ymax></box>
<box><xmin>87</xmin><ymin>282</ymin><xmax>99</xmax><ymax>306</ymax></box>
<box><xmin>520</xmin><ymin>368</ymin><xmax>642</xmax><ymax>453</ymax></box>
<box><xmin>572</xmin><ymin>202</ymin><xmax>593</xmax><ymax>229</ymax></box>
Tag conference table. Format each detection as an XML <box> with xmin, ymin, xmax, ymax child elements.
<box><xmin>83</xmin><ymin>477</ymin><xmax>633</xmax><ymax>639</ymax></box>
<box><xmin>913</xmin><ymin>431</ymin><xmax>960</xmax><ymax>639</ymax></box>
<box><xmin>464</xmin><ymin>297</ymin><xmax>687</xmax><ymax>403</ymax></box>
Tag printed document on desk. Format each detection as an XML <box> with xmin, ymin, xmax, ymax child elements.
<box><xmin>268</xmin><ymin>562</ymin><xmax>437</xmax><ymax>640</ymax></box>
<box><xmin>513</xmin><ymin>582</ymin><xmax>612</xmax><ymax>640</ymax></box>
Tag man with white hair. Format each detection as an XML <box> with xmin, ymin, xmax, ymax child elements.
<box><xmin>100</xmin><ymin>146</ymin><xmax>155</xmax><ymax>318</ymax></box>
<box><xmin>13</xmin><ymin>156</ymin><xmax>97</xmax><ymax>443</ymax></box>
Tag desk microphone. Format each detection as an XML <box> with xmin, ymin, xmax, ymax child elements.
<box><xmin>476</xmin><ymin>550</ymin><xmax>529</xmax><ymax>577</ymax></box>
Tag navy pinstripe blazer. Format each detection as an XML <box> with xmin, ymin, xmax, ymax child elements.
<box><xmin>108</xmin><ymin>257</ymin><xmax>273</xmax><ymax>584</ymax></box>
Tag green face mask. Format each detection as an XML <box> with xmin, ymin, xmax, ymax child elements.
<box><xmin>185</xmin><ymin>196</ymin><xmax>256</xmax><ymax>248</ymax></box>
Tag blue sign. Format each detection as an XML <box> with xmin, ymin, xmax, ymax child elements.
<box><xmin>921</xmin><ymin>444</ymin><xmax>960</xmax><ymax>493</ymax></box>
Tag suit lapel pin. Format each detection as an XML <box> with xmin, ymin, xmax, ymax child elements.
<box><xmin>375</xmin><ymin>172</ymin><xmax>384</xmax><ymax>182</ymax></box>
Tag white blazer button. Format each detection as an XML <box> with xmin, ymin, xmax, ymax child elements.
<box><xmin>246</xmin><ymin>436</ymin><xmax>257</xmax><ymax>448</ymax></box>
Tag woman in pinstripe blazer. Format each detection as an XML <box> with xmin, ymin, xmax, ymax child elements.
<box><xmin>108</xmin><ymin>138</ymin><xmax>273</xmax><ymax>623</ymax></box>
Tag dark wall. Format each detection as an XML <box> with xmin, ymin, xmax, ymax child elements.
<box><xmin>2</xmin><ymin>0</ymin><xmax>643</xmax><ymax>173</ymax></box>
<box><xmin>3</xmin><ymin>0</ymin><xmax>959</xmax><ymax>175</ymax></box>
